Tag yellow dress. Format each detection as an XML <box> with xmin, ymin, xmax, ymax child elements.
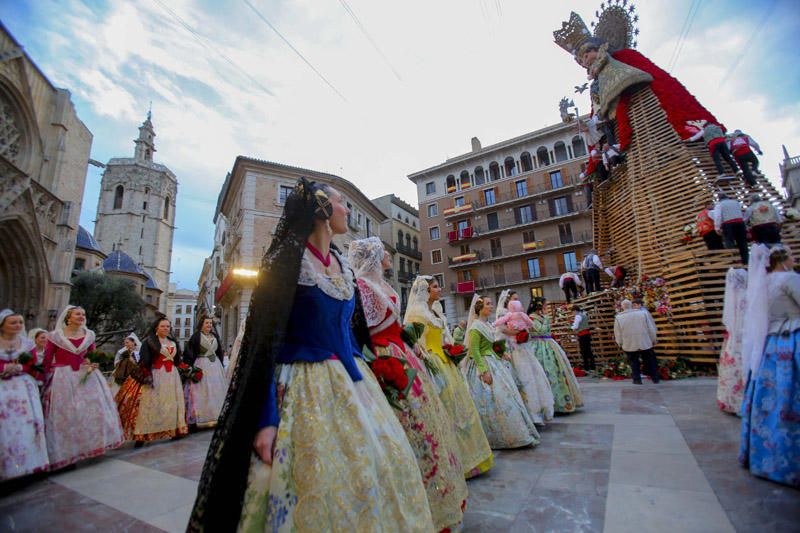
<box><xmin>422</xmin><ymin>324</ymin><xmax>493</xmax><ymax>478</ymax></box>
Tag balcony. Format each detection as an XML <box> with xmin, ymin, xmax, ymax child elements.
<box><xmin>446</xmin><ymin>231</ymin><xmax>591</xmax><ymax>269</ymax></box>
<box><xmin>442</xmin><ymin>203</ymin><xmax>473</xmax><ymax>217</ymax></box>
<box><xmin>452</xmin><ymin>280</ymin><xmax>476</xmax><ymax>294</ymax></box>
<box><xmin>477</xmin><ymin>272</ymin><xmax>562</xmax><ymax>291</ymax></box>
<box><xmin>397</xmin><ymin>271</ymin><xmax>416</xmax><ymax>284</ymax></box>
<box><xmin>447</xmin><ymin>226</ymin><xmax>475</xmax><ymax>243</ymax></box>
<box><xmin>395</xmin><ymin>243</ymin><xmax>422</xmax><ymax>260</ymax></box>
<box><xmin>471</xmin><ymin>200</ymin><xmax>588</xmax><ymax>238</ymax></box>
<box><xmin>450</xmin><ymin>252</ymin><xmax>478</xmax><ymax>264</ymax></box>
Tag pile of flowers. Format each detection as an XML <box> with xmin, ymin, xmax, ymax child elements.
<box><xmin>442</xmin><ymin>344</ymin><xmax>467</xmax><ymax>366</ymax></box>
<box><xmin>573</xmin><ymin>367</ymin><xmax>587</xmax><ymax>377</ymax></box>
<box><xmin>597</xmin><ymin>355</ymin><xmax>700</xmax><ymax>381</ymax></box>
<box><xmin>681</xmin><ymin>222</ymin><xmax>698</xmax><ymax>244</ymax></box>
<box><xmin>178</xmin><ymin>362</ymin><xmax>204</xmax><ymax>383</ymax></box>
<box><xmin>612</xmin><ymin>276</ymin><xmax>672</xmax><ymax>318</ymax></box>
<box><xmin>599</xmin><ymin>356</ymin><xmax>632</xmax><ymax>380</ymax></box>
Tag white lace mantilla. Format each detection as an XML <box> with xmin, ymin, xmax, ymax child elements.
<box><xmin>297</xmin><ymin>249</ymin><xmax>355</xmax><ymax>301</ymax></box>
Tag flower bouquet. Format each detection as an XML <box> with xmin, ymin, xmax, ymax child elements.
<box><xmin>366</xmin><ymin>351</ymin><xmax>417</xmax><ymax>410</ymax></box>
<box><xmin>189</xmin><ymin>367</ymin><xmax>204</xmax><ymax>383</ymax></box>
<box><xmin>515</xmin><ymin>330</ymin><xmax>530</xmax><ymax>344</ymax></box>
<box><xmin>1</xmin><ymin>352</ymin><xmax>43</xmax><ymax>379</ymax></box>
<box><xmin>86</xmin><ymin>350</ymin><xmax>115</xmax><ymax>372</ymax></box>
<box><xmin>492</xmin><ymin>339</ymin><xmax>507</xmax><ymax>357</ymax></box>
<box><xmin>573</xmin><ymin>367</ymin><xmax>587</xmax><ymax>377</ymax></box>
<box><xmin>442</xmin><ymin>343</ymin><xmax>467</xmax><ymax>366</ymax></box>
<box><xmin>179</xmin><ymin>362</ymin><xmax>203</xmax><ymax>383</ymax></box>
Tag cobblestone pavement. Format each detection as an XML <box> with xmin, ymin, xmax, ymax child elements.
<box><xmin>1</xmin><ymin>377</ymin><xmax>798</xmax><ymax>532</ymax></box>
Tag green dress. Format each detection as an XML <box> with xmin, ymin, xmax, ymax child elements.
<box><xmin>529</xmin><ymin>314</ymin><xmax>583</xmax><ymax>413</ymax></box>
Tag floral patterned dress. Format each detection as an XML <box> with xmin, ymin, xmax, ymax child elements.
<box><xmin>238</xmin><ymin>251</ymin><xmax>433</xmax><ymax>532</ymax></box>
<box><xmin>0</xmin><ymin>336</ymin><xmax>50</xmax><ymax>480</ymax></box>
<box><xmin>717</xmin><ymin>268</ymin><xmax>747</xmax><ymax>415</ymax></box>
<box><xmin>461</xmin><ymin>321</ymin><xmax>540</xmax><ymax>449</ymax></box>
<box><xmin>529</xmin><ymin>314</ymin><xmax>583</xmax><ymax>414</ymax></box>
<box><xmin>421</xmin><ymin>324</ymin><xmax>494</xmax><ymax>478</ymax></box>
<box><xmin>359</xmin><ymin>283</ymin><xmax>468</xmax><ymax>532</ymax></box>
<box><xmin>739</xmin><ymin>271</ymin><xmax>800</xmax><ymax>487</ymax></box>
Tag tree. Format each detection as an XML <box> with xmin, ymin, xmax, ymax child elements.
<box><xmin>69</xmin><ymin>271</ymin><xmax>147</xmax><ymax>346</ymax></box>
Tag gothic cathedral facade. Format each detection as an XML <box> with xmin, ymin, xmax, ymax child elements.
<box><xmin>93</xmin><ymin>114</ymin><xmax>177</xmax><ymax>312</ymax></box>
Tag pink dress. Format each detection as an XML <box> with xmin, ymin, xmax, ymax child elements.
<box><xmin>42</xmin><ymin>339</ymin><xmax>124</xmax><ymax>469</ymax></box>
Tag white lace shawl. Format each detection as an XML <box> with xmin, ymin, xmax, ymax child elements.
<box><xmin>297</xmin><ymin>248</ymin><xmax>354</xmax><ymax>301</ymax></box>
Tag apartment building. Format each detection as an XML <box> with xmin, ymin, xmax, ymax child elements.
<box><xmin>409</xmin><ymin>122</ymin><xmax>593</xmax><ymax>323</ymax></box>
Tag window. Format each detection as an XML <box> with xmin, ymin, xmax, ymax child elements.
<box><xmin>431</xmin><ymin>249</ymin><xmax>443</xmax><ymax>264</ymax></box>
<box><xmin>550</xmin><ymin>196</ymin><xmax>571</xmax><ymax>216</ymax></box>
<box><xmin>463</xmin><ymin>297</ymin><xmax>473</xmax><ymax>312</ymax></box>
<box><xmin>564</xmin><ymin>251</ymin><xmax>578</xmax><ymax>272</ymax></box>
<box><xmin>175</xmin><ymin>318</ymin><xmax>182</xmax><ymax>327</ymax></box>
<box><xmin>523</xmin><ymin>230</ymin><xmax>536</xmax><ymax>243</ymax></box>
<box><xmin>430</xmin><ymin>226</ymin><xmax>440</xmax><ymax>240</ymax></box>
<box><xmin>366</xmin><ymin>218</ymin><xmax>371</xmax><ymax>236</ymax></box>
<box><xmin>536</xmin><ymin>147</ymin><xmax>550</xmax><ymax>167</ymax></box>
<box><xmin>427</xmin><ymin>203</ymin><xmax>438</xmax><ymax>217</ymax></box>
<box><xmin>459</xmin><ymin>244</ymin><xmax>471</xmax><ymax>255</ymax></box>
<box><xmin>487</xmin><ymin>212</ymin><xmax>499</xmax><ymax>231</ymax></box>
<box><xmin>399</xmin><ymin>257</ymin><xmax>406</xmax><ymax>273</ymax></box>
<box><xmin>484</xmin><ymin>189</ymin><xmax>496</xmax><ymax>206</ymax></box>
<box><xmin>142</xmin><ymin>200</ymin><xmax>148</xmax><ymax>210</ymax></box>
<box><xmin>474</xmin><ymin>166</ymin><xmax>485</xmax><ymax>185</ymax></box>
<box><xmin>415</xmin><ymin>262</ymin><xmax>420</xmax><ymax>273</ymax></box>
<box><xmin>572</xmin><ymin>135</ymin><xmax>587</xmax><ymax>157</ymax></box>
<box><xmin>446</xmin><ymin>175</ymin><xmax>456</xmax><ymax>192</ymax></box>
<box><xmin>412</xmin><ymin>236</ymin><xmax>418</xmax><ymax>250</ymax></box>
<box><xmin>357</xmin><ymin>212</ymin><xmax>363</xmax><ymax>227</ymax></box>
<box><xmin>558</xmin><ymin>223</ymin><xmax>573</xmax><ymax>244</ymax></box>
<box><xmin>520</xmin><ymin>152</ymin><xmax>533</xmax><ymax>172</ymax></box>
<box><xmin>74</xmin><ymin>257</ymin><xmax>86</xmax><ymax>271</ymax></box>
<box><xmin>530</xmin><ymin>287</ymin><xmax>543</xmax><ymax>299</ymax></box>
<box><xmin>489</xmin><ymin>162</ymin><xmax>501</xmax><ymax>181</ymax></box>
<box><xmin>346</xmin><ymin>202</ymin><xmax>353</xmax><ymax>227</ymax></box>
<box><xmin>490</xmin><ymin>237</ymin><xmax>502</xmax><ymax>258</ymax></box>
<box><xmin>163</xmin><ymin>196</ymin><xmax>170</xmax><ymax>219</ymax></box>
<box><xmin>176</xmin><ymin>305</ymin><xmax>182</xmax><ymax>314</ymax></box>
<box><xmin>550</xmin><ymin>170</ymin><xmax>564</xmax><ymax>189</ymax></box>
<box><xmin>185</xmin><ymin>328</ymin><xmax>190</xmax><ymax>338</ymax></box>
<box><xmin>146</xmin><ymin>294</ymin><xmax>152</xmax><ymax>304</ymax></box>
<box><xmin>425</xmin><ymin>182</ymin><xmax>436</xmax><ymax>195</ymax></box>
<box><xmin>454</xmin><ymin>196</ymin><xmax>465</xmax><ymax>207</ymax></box>
<box><xmin>504</xmin><ymin>157</ymin><xmax>516</xmax><ymax>177</ymax></box>
<box><xmin>433</xmin><ymin>274</ymin><xmax>445</xmax><ymax>290</ymax></box>
<box><xmin>113</xmin><ymin>185</ymin><xmax>124</xmax><ymax>209</ymax></box>
<box><xmin>398</xmin><ymin>229</ymin><xmax>404</xmax><ymax>246</ymax></box>
<box><xmin>140</xmin><ymin>228</ymin><xmax>144</xmax><ymax>238</ymax></box>
<box><xmin>279</xmin><ymin>185</ymin><xmax>292</xmax><ymax>205</ymax></box>
<box><xmin>457</xmin><ymin>219</ymin><xmax>470</xmax><ymax>232</ymax></box>
<box><xmin>516</xmin><ymin>205</ymin><xmax>535</xmax><ymax>224</ymax></box>
<box><xmin>515</xmin><ymin>179</ymin><xmax>528</xmax><ymax>198</ymax></box>
<box><xmin>554</xmin><ymin>141</ymin><xmax>568</xmax><ymax>162</ymax></box>
<box><xmin>459</xmin><ymin>171</ymin><xmax>471</xmax><ymax>189</ymax></box>
<box><xmin>406</xmin><ymin>234</ymin><xmax>411</xmax><ymax>249</ymax></box>
<box><xmin>527</xmin><ymin>258</ymin><xmax>541</xmax><ymax>278</ymax></box>
<box><xmin>493</xmin><ymin>264</ymin><xmax>505</xmax><ymax>284</ymax></box>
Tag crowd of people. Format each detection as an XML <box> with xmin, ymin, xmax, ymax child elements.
<box><xmin>0</xmin><ymin>307</ymin><xmax>229</xmax><ymax>482</ymax></box>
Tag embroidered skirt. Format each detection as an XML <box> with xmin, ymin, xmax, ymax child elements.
<box><xmin>506</xmin><ymin>337</ymin><xmax>555</xmax><ymax>424</ymax></box>
<box><xmin>717</xmin><ymin>332</ymin><xmax>745</xmax><ymax>415</ymax></box>
<box><xmin>116</xmin><ymin>366</ymin><xmax>188</xmax><ymax>442</ymax></box>
<box><xmin>238</xmin><ymin>359</ymin><xmax>433</xmax><ymax>532</ymax></box>
<box><xmin>185</xmin><ymin>357</ymin><xmax>227</xmax><ymax>428</ymax></box>
<box><xmin>374</xmin><ymin>341</ymin><xmax>468</xmax><ymax>531</ymax></box>
<box><xmin>530</xmin><ymin>337</ymin><xmax>583</xmax><ymax>413</ymax></box>
<box><xmin>0</xmin><ymin>373</ymin><xmax>49</xmax><ymax>479</ymax></box>
<box><xmin>43</xmin><ymin>366</ymin><xmax>123</xmax><ymax>469</ymax></box>
<box><xmin>461</xmin><ymin>356</ymin><xmax>540</xmax><ymax>449</ymax></box>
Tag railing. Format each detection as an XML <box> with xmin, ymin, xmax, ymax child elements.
<box><xmin>395</xmin><ymin>243</ymin><xmax>422</xmax><ymax>260</ymax></box>
<box><xmin>471</xmin><ymin>201</ymin><xmax>588</xmax><ymax>236</ymax></box>
<box><xmin>447</xmin><ymin>226</ymin><xmax>474</xmax><ymax>243</ymax></box>
<box><xmin>450</xmin><ymin>280</ymin><xmax>476</xmax><ymax>294</ymax></box>
<box><xmin>397</xmin><ymin>271</ymin><xmax>416</xmax><ymax>283</ymax></box>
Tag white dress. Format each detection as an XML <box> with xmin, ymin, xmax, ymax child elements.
<box><xmin>0</xmin><ymin>336</ymin><xmax>50</xmax><ymax>480</ymax></box>
<box><xmin>186</xmin><ymin>334</ymin><xmax>227</xmax><ymax>428</ymax></box>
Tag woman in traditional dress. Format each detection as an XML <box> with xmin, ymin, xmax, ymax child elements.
<box><xmin>42</xmin><ymin>306</ymin><xmax>123</xmax><ymax>469</ymax></box>
<box><xmin>528</xmin><ymin>301</ymin><xmax>583</xmax><ymax>414</ymax></box>
<box><xmin>717</xmin><ymin>268</ymin><xmax>747</xmax><ymax>415</ymax></box>
<box><xmin>739</xmin><ymin>245</ymin><xmax>800</xmax><ymax>487</ymax></box>
<box><xmin>116</xmin><ymin>316</ymin><xmax>188</xmax><ymax>442</ymax></box>
<box><xmin>349</xmin><ymin>237</ymin><xmax>468</xmax><ymax>531</ymax></box>
<box><xmin>0</xmin><ymin>310</ymin><xmax>49</xmax><ymax>480</ymax></box>
<box><xmin>404</xmin><ymin>276</ymin><xmax>493</xmax><ymax>479</ymax></box>
<box><xmin>110</xmin><ymin>333</ymin><xmax>141</xmax><ymax>397</ymax></box>
<box><xmin>496</xmin><ymin>290</ymin><xmax>554</xmax><ymax>425</ymax></box>
<box><xmin>184</xmin><ymin>316</ymin><xmax>226</xmax><ymax>429</ymax></box>
<box><xmin>28</xmin><ymin>328</ymin><xmax>48</xmax><ymax>362</ymax></box>
<box><xmin>188</xmin><ymin>179</ymin><xmax>433</xmax><ymax>532</ymax></box>
<box><xmin>462</xmin><ymin>295</ymin><xmax>540</xmax><ymax>449</ymax></box>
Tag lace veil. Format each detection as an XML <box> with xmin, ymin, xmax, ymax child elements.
<box><xmin>48</xmin><ymin>305</ymin><xmax>95</xmax><ymax>354</ymax></box>
<box><xmin>403</xmin><ymin>275</ymin><xmax>454</xmax><ymax>344</ymax></box>
<box><xmin>348</xmin><ymin>237</ymin><xmax>398</xmax><ymax>330</ymax></box>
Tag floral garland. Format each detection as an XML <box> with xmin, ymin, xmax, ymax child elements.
<box><xmin>612</xmin><ymin>276</ymin><xmax>672</xmax><ymax>318</ymax></box>
<box><xmin>597</xmin><ymin>355</ymin><xmax>700</xmax><ymax>381</ymax></box>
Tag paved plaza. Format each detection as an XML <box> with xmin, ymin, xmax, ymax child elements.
<box><xmin>1</xmin><ymin>377</ymin><xmax>798</xmax><ymax>532</ymax></box>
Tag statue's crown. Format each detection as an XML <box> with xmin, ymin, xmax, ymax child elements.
<box><xmin>553</xmin><ymin>12</ymin><xmax>593</xmax><ymax>56</ymax></box>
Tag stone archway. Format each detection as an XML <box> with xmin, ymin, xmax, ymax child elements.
<box><xmin>0</xmin><ymin>216</ymin><xmax>46</xmax><ymax>325</ymax></box>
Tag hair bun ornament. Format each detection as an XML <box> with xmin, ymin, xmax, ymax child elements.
<box><xmin>313</xmin><ymin>188</ymin><xmax>333</xmax><ymax>220</ymax></box>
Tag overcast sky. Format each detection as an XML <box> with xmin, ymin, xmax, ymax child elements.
<box><xmin>4</xmin><ymin>0</ymin><xmax>798</xmax><ymax>289</ymax></box>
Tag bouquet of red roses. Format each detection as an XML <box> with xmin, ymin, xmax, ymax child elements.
<box><xmin>515</xmin><ymin>330</ymin><xmax>530</xmax><ymax>344</ymax></box>
<box><xmin>492</xmin><ymin>339</ymin><xmax>507</xmax><ymax>357</ymax></box>
<box><xmin>442</xmin><ymin>343</ymin><xmax>467</xmax><ymax>366</ymax></box>
<box><xmin>364</xmin><ymin>348</ymin><xmax>416</xmax><ymax>410</ymax></box>
<box><xmin>178</xmin><ymin>362</ymin><xmax>203</xmax><ymax>383</ymax></box>
<box><xmin>189</xmin><ymin>367</ymin><xmax>203</xmax><ymax>383</ymax></box>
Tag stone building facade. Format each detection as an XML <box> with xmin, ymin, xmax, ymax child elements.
<box><xmin>371</xmin><ymin>194</ymin><xmax>421</xmax><ymax>313</ymax></box>
<box><xmin>93</xmin><ymin>115</ymin><xmax>177</xmax><ymax>311</ymax></box>
<box><xmin>781</xmin><ymin>146</ymin><xmax>800</xmax><ymax>208</ymax></box>
<box><xmin>73</xmin><ymin>225</ymin><xmax>107</xmax><ymax>274</ymax></box>
<box><xmin>165</xmin><ymin>283</ymin><xmax>198</xmax><ymax>349</ymax></box>
<box><xmin>409</xmin><ymin>121</ymin><xmax>593</xmax><ymax>323</ymax></box>
<box><xmin>208</xmin><ymin>157</ymin><xmax>386</xmax><ymax>348</ymax></box>
<box><xmin>0</xmin><ymin>23</ymin><xmax>93</xmax><ymax>329</ymax></box>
